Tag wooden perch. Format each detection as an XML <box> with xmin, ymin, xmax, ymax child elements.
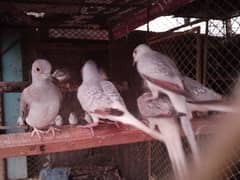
<box><xmin>0</xmin><ymin>119</ymin><xmax>216</xmax><ymax>158</ymax></box>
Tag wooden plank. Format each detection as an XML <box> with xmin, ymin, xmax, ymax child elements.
<box><xmin>0</xmin><ymin>119</ymin><xmax>216</xmax><ymax>158</ymax></box>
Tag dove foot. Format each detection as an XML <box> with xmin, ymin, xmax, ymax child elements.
<box><xmin>78</xmin><ymin>122</ymin><xmax>98</xmax><ymax>136</ymax></box>
<box><xmin>99</xmin><ymin>120</ymin><xmax>120</xmax><ymax>128</ymax></box>
<box><xmin>46</xmin><ymin>126</ymin><xmax>61</xmax><ymax>137</ymax></box>
<box><xmin>31</xmin><ymin>128</ymin><xmax>46</xmax><ymax>139</ymax></box>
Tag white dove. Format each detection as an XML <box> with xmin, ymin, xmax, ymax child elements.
<box><xmin>55</xmin><ymin>115</ymin><xmax>63</xmax><ymax>127</ymax></box>
<box><xmin>18</xmin><ymin>59</ymin><xmax>62</xmax><ymax>138</ymax></box>
<box><xmin>68</xmin><ymin>112</ymin><xmax>78</xmax><ymax>125</ymax></box>
<box><xmin>52</xmin><ymin>68</ymin><xmax>71</xmax><ymax>82</ymax></box>
<box><xmin>133</xmin><ymin>44</ymin><xmax>200</xmax><ymax>163</ymax></box>
<box><xmin>77</xmin><ymin>60</ymin><xmax>164</xmax><ymax>140</ymax></box>
<box><xmin>137</xmin><ymin>92</ymin><xmax>187</xmax><ymax>179</ymax></box>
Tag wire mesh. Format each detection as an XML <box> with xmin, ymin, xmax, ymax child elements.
<box><xmin>148</xmin><ymin>29</ymin><xmax>201</xmax><ymax>80</ymax></box>
<box><xmin>145</xmin><ymin>1</ymin><xmax>240</xmax><ymax>179</ymax></box>
<box><xmin>23</xmin><ymin>0</ymin><xmax>240</xmax><ymax>179</ymax></box>
<box><xmin>49</xmin><ymin>28</ymin><xmax>109</xmax><ymax>40</ymax></box>
<box><xmin>206</xmin><ymin>17</ymin><xmax>240</xmax><ymax>95</ymax></box>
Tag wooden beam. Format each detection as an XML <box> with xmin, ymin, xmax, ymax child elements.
<box><xmin>1</xmin><ymin>1</ymin><xmax>145</xmax><ymax>8</ymax></box>
<box><xmin>0</xmin><ymin>119</ymin><xmax>216</xmax><ymax>158</ymax></box>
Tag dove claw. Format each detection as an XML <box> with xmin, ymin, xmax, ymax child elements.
<box><xmin>46</xmin><ymin>126</ymin><xmax>61</xmax><ymax>137</ymax></box>
<box><xmin>78</xmin><ymin>122</ymin><xmax>98</xmax><ymax>136</ymax></box>
<box><xmin>31</xmin><ymin>128</ymin><xmax>45</xmax><ymax>139</ymax></box>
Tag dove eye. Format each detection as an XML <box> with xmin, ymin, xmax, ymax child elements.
<box><xmin>36</xmin><ymin>67</ymin><xmax>40</xmax><ymax>72</ymax></box>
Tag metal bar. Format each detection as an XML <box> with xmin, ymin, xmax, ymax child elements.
<box><xmin>0</xmin><ymin>125</ymin><xmax>28</xmax><ymax>130</ymax></box>
<box><xmin>196</xmin><ymin>27</ymin><xmax>202</xmax><ymax>81</ymax></box>
<box><xmin>203</xmin><ymin>20</ymin><xmax>209</xmax><ymax>85</ymax></box>
<box><xmin>147</xmin><ymin>19</ymin><xmax>205</xmax><ymax>42</ymax></box>
<box><xmin>148</xmin><ymin>27</ymin><xmax>199</xmax><ymax>45</ymax></box>
<box><xmin>111</xmin><ymin>0</ymin><xmax>194</xmax><ymax>39</ymax></box>
<box><xmin>0</xmin><ymin>81</ymin><xmax>79</xmax><ymax>92</ymax></box>
<box><xmin>225</xmin><ymin>19</ymin><xmax>232</xmax><ymax>38</ymax></box>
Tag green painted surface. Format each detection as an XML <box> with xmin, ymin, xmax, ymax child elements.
<box><xmin>1</xmin><ymin>29</ymin><xmax>27</xmax><ymax>179</ymax></box>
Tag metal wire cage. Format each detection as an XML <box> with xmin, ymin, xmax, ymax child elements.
<box><xmin>20</xmin><ymin>0</ymin><xmax>240</xmax><ymax>179</ymax></box>
<box><xmin>145</xmin><ymin>0</ymin><xmax>240</xmax><ymax>178</ymax></box>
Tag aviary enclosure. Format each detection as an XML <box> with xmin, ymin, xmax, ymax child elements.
<box><xmin>0</xmin><ymin>0</ymin><xmax>240</xmax><ymax>179</ymax></box>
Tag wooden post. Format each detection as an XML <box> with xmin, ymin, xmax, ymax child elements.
<box><xmin>225</xmin><ymin>19</ymin><xmax>232</xmax><ymax>38</ymax></box>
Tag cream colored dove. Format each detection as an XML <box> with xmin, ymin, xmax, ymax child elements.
<box><xmin>18</xmin><ymin>59</ymin><xmax>62</xmax><ymax>138</ymax></box>
<box><xmin>133</xmin><ymin>44</ymin><xmax>200</xmax><ymax>163</ymax></box>
<box><xmin>77</xmin><ymin>60</ymin><xmax>164</xmax><ymax>140</ymax></box>
<box><xmin>137</xmin><ymin>92</ymin><xmax>187</xmax><ymax>179</ymax></box>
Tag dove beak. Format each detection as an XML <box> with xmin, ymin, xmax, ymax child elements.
<box><xmin>41</xmin><ymin>73</ymin><xmax>51</xmax><ymax>79</ymax></box>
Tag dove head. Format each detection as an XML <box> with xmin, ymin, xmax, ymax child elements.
<box><xmin>81</xmin><ymin>60</ymin><xmax>101</xmax><ymax>82</ymax></box>
<box><xmin>31</xmin><ymin>59</ymin><xmax>52</xmax><ymax>82</ymax></box>
<box><xmin>133</xmin><ymin>44</ymin><xmax>151</xmax><ymax>65</ymax></box>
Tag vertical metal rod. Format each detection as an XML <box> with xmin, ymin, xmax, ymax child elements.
<box><xmin>147</xmin><ymin>142</ymin><xmax>151</xmax><ymax>180</ymax></box>
<box><xmin>196</xmin><ymin>27</ymin><xmax>201</xmax><ymax>82</ymax></box>
<box><xmin>225</xmin><ymin>18</ymin><xmax>232</xmax><ymax>38</ymax></box>
<box><xmin>146</xmin><ymin>0</ymin><xmax>150</xmax><ymax>41</ymax></box>
<box><xmin>203</xmin><ymin>20</ymin><xmax>209</xmax><ymax>85</ymax></box>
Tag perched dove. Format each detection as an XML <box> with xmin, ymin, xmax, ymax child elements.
<box><xmin>77</xmin><ymin>60</ymin><xmax>164</xmax><ymax>140</ymax></box>
<box><xmin>18</xmin><ymin>59</ymin><xmax>62</xmax><ymax>138</ymax></box>
<box><xmin>137</xmin><ymin>92</ymin><xmax>188</xmax><ymax>180</ymax></box>
<box><xmin>55</xmin><ymin>115</ymin><xmax>63</xmax><ymax>127</ymax></box>
<box><xmin>183</xmin><ymin>76</ymin><xmax>234</xmax><ymax>112</ymax></box>
<box><xmin>68</xmin><ymin>112</ymin><xmax>78</xmax><ymax>125</ymax></box>
<box><xmin>133</xmin><ymin>44</ymin><xmax>199</xmax><ymax>163</ymax></box>
<box><xmin>141</xmin><ymin>76</ymin><xmax>234</xmax><ymax>114</ymax></box>
<box><xmin>52</xmin><ymin>68</ymin><xmax>71</xmax><ymax>82</ymax></box>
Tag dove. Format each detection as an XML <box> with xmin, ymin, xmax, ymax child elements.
<box><xmin>52</xmin><ymin>68</ymin><xmax>71</xmax><ymax>82</ymax></box>
<box><xmin>141</xmin><ymin>77</ymin><xmax>234</xmax><ymax>114</ymax></box>
<box><xmin>77</xmin><ymin>60</ymin><xmax>164</xmax><ymax>140</ymax></box>
<box><xmin>137</xmin><ymin>92</ymin><xmax>187</xmax><ymax>179</ymax></box>
<box><xmin>55</xmin><ymin>115</ymin><xmax>63</xmax><ymax>127</ymax></box>
<box><xmin>133</xmin><ymin>44</ymin><xmax>200</xmax><ymax>163</ymax></box>
<box><xmin>18</xmin><ymin>59</ymin><xmax>62</xmax><ymax>138</ymax></box>
<box><xmin>183</xmin><ymin>76</ymin><xmax>235</xmax><ymax>113</ymax></box>
<box><xmin>68</xmin><ymin>112</ymin><xmax>78</xmax><ymax>125</ymax></box>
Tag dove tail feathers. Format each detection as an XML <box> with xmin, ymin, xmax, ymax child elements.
<box><xmin>114</xmin><ymin>111</ymin><xmax>164</xmax><ymax>142</ymax></box>
<box><xmin>180</xmin><ymin>115</ymin><xmax>200</xmax><ymax>164</ymax></box>
<box><xmin>151</xmin><ymin>118</ymin><xmax>187</xmax><ymax>179</ymax></box>
<box><xmin>94</xmin><ymin>108</ymin><xmax>124</xmax><ymax>116</ymax></box>
<box><xmin>188</xmin><ymin>102</ymin><xmax>235</xmax><ymax>113</ymax></box>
